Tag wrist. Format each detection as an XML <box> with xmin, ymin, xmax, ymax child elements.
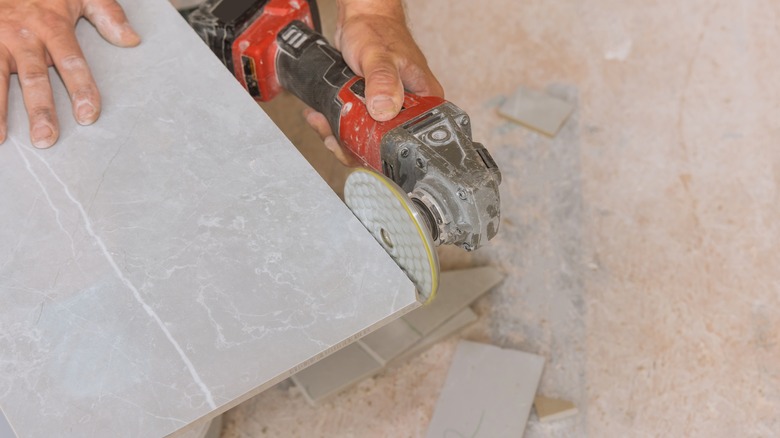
<box><xmin>337</xmin><ymin>0</ymin><xmax>406</xmax><ymax>22</ymax></box>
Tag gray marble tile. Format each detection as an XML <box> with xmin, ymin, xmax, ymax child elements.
<box><xmin>0</xmin><ymin>0</ymin><xmax>418</xmax><ymax>437</ymax></box>
<box><xmin>0</xmin><ymin>408</ymin><xmax>14</xmax><ymax>438</ymax></box>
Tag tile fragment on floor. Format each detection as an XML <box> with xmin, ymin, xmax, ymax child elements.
<box><xmin>392</xmin><ymin>308</ymin><xmax>477</xmax><ymax>365</ymax></box>
<box><xmin>498</xmin><ymin>86</ymin><xmax>574</xmax><ymax>136</ymax></box>
<box><xmin>425</xmin><ymin>340</ymin><xmax>544</xmax><ymax>438</ymax></box>
<box><xmin>533</xmin><ymin>395</ymin><xmax>578</xmax><ymax>423</ymax></box>
<box><xmin>403</xmin><ymin>266</ymin><xmax>504</xmax><ymax>335</ymax></box>
<box><xmin>290</xmin><ymin>342</ymin><xmax>383</xmax><ymax>404</ymax></box>
<box><xmin>293</xmin><ymin>309</ymin><xmax>478</xmax><ymax>404</ymax></box>
<box><xmin>358</xmin><ymin>318</ymin><xmax>422</xmax><ymax>365</ymax></box>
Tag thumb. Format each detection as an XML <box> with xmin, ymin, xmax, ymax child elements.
<box><xmin>84</xmin><ymin>0</ymin><xmax>141</xmax><ymax>48</ymax></box>
<box><xmin>361</xmin><ymin>55</ymin><xmax>404</xmax><ymax>122</ymax></box>
<box><xmin>400</xmin><ymin>63</ymin><xmax>445</xmax><ymax>99</ymax></box>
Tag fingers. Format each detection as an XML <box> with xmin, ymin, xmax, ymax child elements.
<box><xmin>0</xmin><ymin>45</ymin><xmax>10</xmax><ymax>144</ymax></box>
<box><xmin>46</xmin><ymin>28</ymin><xmax>100</xmax><ymax>125</ymax></box>
<box><xmin>83</xmin><ymin>0</ymin><xmax>140</xmax><ymax>48</ymax></box>
<box><xmin>323</xmin><ymin>135</ymin><xmax>358</xmax><ymax>167</ymax></box>
<box><xmin>303</xmin><ymin>107</ymin><xmax>358</xmax><ymax>167</ymax></box>
<box><xmin>360</xmin><ymin>54</ymin><xmax>404</xmax><ymax>122</ymax></box>
<box><xmin>0</xmin><ymin>0</ymin><xmax>137</xmax><ymax>148</ymax></box>
<box><xmin>304</xmin><ymin>107</ymin><xmax>333</xmax><ymax>138</ymax></box>
<box><xmin>12</xmin><ymin>35</ymin><xmax>58</xmax><ymax>148</ymax></box>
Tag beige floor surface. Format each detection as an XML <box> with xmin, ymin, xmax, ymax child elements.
<box><xmin>220</xmin><ymin>1</ymin><xmax>780</xmax><ymax>436</ymax></box>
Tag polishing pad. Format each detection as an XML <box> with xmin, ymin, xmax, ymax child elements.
<box><xmin>344</xmin><ymin>168</ymin><xmax>439</xmax><ymax>302</ymax></box>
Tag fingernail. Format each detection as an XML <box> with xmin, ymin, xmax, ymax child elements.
<box><xmin>324</xmin><ymin>136</ymin><xmax>339</xmax><ymax>152</ymax></box>
<box><xmin>371</xmin><ymin>96</ymin><xmax>396</xmax><ymax>118</ymax></box>
<box><xmin>32</xmin><ymin>123</ymin><xmax>54</xmax><ymax>148</ymax></box>
<box><xmin>76</xmin><ymin>101</ymin><xmax>98</xmax><ymax>125</ymax></box>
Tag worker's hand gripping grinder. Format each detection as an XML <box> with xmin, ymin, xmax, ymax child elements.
<box><xmin>188</xmin><ymin>0</ymin><xmax>501</xmax><ymax>301</ymax></box>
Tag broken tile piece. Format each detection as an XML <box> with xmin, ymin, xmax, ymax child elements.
<box><xmin>404</xmin><ymin>266</ymin><xmax>503</xmax><ymax>336</ymax></box>
<box><xmin>295</xmin><ymin>308</ymin><xmax>478</xmax><ymax>404</ymax></box>
<box><xmin>425</xmin><ymin>340</ymin><xmax>544</xmax><ymax>438</ymax></box>
<box><xmin>291</xmin><ymin>343</ymin><xmax>382</xmax><ymax>404</ymax></box>
<box><xmin>498</xmin><ymin>86</ymin><xmax>574</xmax><ymax>137</ymax></box>
<box><xmin>534</xmin><ymin>395</ymin><xmax>578</xmax><ymax>423</ymax></box>
<box><xmin>360</xmin><ymin>266</ymin><xmax>500</xmax><ymax>366</ymax></box>
<box><xmin>393</xmin><ymin>307</ymin><xmax>478</xmax><ymax>365</ymax></box>
<box><xmin>359</xmin><ymin>318</ymin><xmax>422</xmax><ymax>365</ymax></box>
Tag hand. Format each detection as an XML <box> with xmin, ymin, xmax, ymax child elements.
<box><xmin>304</xmin><ymin>0</ymin><xmax>444</xmax><ymax>166</ymax></box>
<box><xmin>303</xmin><ymin>107</ymin><xmax>359</xmax><ymax>167</ymax></box>
<box><xmin>0</xmin><ymin>0</ymin><xmax>140</xmax><ymax>148</ymax></box>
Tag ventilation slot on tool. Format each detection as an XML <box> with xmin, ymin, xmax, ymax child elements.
<box><xmin>382</xmin><ymin>160</ymin><xmax>395</xmax><ymax>181</ymax></box>
<box><xmin>241</xmin><ymin>56</ymin><xmax>261</xmax><ymax>98</ymax></box>
<box><xmin>476</xmin><ymin>148</ymin><xmax>497</xmax><ymax>169</ymax></box>
<box><xmin>403</xmin><ymin>111</ymin><xmax>443</xmax><ymax>134</ymax></box>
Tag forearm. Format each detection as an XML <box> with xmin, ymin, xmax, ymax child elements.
<box><xmin>337</xmin><ymin>0</ymin><xmax>406</xmax><ymax>23</ymax></box>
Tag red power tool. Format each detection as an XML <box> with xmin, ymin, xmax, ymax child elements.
<box><xmin>188</xmin><ymin>0</ymin><xmax>501</xmax><ymax>300</ymax></box>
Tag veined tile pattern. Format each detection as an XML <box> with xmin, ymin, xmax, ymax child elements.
<box><xmin>0</xmin><ymin>0</ymin><xmax>418</xmax><ymax>437</ymax></box>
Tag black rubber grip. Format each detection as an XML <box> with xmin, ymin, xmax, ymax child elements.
<box><xmin>276</xmin><ymin>21</ymin><xmax>356</xmax><ymax>137</ymax></box>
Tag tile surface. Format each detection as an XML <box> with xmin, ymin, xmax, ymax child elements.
<box><xmin>0</xmin><ymin>409</ymin><xmax>13</xmax><ymax>438</ymax></box>
<box><xmin>0</xmin><ymin>1</ymin><xmax>418</xmax><ymax>437</ymax></box>
<box><xmin>425</xmin><ymin>340</ymin><xmax>544</xmax><ymax>438</ymax></box>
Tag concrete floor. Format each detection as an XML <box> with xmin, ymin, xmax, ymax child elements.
<box><xmin>220</xmin><ymin>0</ymin><xmax>780</xmax><ymax>436</ymax></box>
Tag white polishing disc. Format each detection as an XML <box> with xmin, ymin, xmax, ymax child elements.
<box><xmin>344</xmin><ymin>168</ymin><xmax>439</xmax><ymax>302</ymax></box>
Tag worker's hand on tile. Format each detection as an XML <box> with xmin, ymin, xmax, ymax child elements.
<box><xmin>304</xmin><ymin>0</ymin><xmax>443</xmax><ymax>165</ymax></box>
<box><xmin>0</xmin><ymin>0</ymin><xmax>140</xmax><ymax>148</ymax></box>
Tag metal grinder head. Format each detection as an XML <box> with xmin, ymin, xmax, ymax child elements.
<box><xmin>380</xmin><ymin>102</ymin><xmax>502</xmax><ymax>252</ymax></box>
